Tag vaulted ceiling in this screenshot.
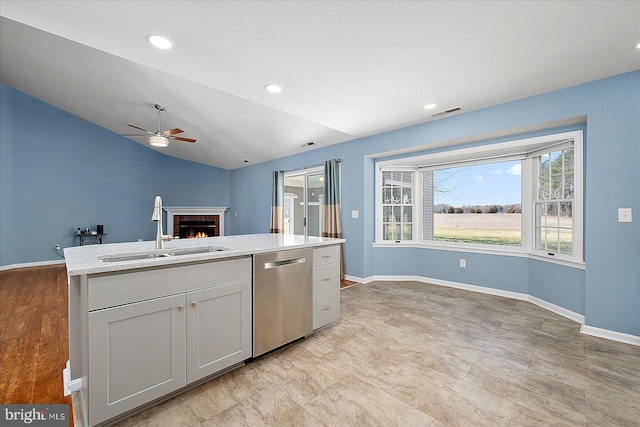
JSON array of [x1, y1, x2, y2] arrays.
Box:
[[1, 1, 639, 169]]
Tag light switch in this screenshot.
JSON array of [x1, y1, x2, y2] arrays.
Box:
[[351, 210, 359, 219], [618, 208, 632, 223]]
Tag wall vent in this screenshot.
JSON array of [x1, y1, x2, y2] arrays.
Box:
[[432, 106, 462, 117]]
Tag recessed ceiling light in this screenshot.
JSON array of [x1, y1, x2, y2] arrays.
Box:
[[146, 34, 173, 50], [635, 42, 640, 50], [265, 84, 282, 93], [423, 104, 437, 110]]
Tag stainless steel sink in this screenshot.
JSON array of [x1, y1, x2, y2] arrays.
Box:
[[98, 246, 228, 263], [166, 246, 228, 256]]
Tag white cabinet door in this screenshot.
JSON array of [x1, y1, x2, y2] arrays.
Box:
[[186, 280, 252, 383], [88, 294, 186, 426]]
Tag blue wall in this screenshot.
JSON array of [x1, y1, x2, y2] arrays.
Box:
[[230, 71, 640, 336], [2, 71, 639, 337], [0, 84, 230, 266]]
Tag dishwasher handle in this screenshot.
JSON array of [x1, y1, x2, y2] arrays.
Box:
[[263, 257, 306, 270]]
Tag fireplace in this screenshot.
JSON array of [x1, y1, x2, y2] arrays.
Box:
[[163, 207, 228, 238], [174, 215, 219, 238]]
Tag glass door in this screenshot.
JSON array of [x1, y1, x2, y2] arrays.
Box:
[[284, 167, 324, 237]]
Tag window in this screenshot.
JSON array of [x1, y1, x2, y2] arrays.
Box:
[[533, 145, 575, 256], [375, 131, 583, 264], [423, 160, 522, 246], [381, 170, 414, 241]]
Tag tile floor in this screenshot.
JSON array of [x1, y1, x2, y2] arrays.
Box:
[[112, 281, 640, 426]]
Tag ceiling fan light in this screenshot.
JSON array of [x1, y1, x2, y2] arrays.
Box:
[[265, 84, 282, 93], [149, 135, 169, 147], [147, 34, 173, 50]]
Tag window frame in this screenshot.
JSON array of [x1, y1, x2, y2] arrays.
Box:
[[376, 166, 418, 243], [374, 130, 584, 266]]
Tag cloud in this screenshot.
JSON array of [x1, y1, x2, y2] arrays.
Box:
[[490, 169, 502, 174], [506, 164, 521, 175], [473, 175, 483, 181]]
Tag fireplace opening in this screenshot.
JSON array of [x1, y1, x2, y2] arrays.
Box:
[[173, 215, 219, 238]]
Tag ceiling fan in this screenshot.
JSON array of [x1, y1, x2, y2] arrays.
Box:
[[123, 104, 196, 147]]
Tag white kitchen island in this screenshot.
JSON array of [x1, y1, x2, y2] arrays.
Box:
[[64, 234, 344, 427]]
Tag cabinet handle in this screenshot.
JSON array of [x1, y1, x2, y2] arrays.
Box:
[[321, 277, 331, 282], [177, 304, 184, 311], [322, 255, 331, 258], [191, 301, 197, 308], [321, 306, 331, 311]]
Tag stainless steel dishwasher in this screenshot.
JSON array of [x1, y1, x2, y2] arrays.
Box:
[[253, 248, 312, 357]]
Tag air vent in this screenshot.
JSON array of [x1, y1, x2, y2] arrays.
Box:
[[432, 106, 462, 117], [300, 141, 316, 147]]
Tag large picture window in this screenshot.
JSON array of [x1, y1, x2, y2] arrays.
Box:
[[423, 160, 522, 246], [375, 131, 583, 265]]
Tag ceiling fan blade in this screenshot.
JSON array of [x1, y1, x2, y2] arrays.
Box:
[[170, 136, 197, 143], [126, 124, 154, 134], [162, 128, 184, 136]]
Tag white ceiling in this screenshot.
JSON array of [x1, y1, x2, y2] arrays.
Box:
[[1, 1, 639, 170]]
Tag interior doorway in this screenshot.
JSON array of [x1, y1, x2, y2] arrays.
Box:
[[284, 167, 324, 237]]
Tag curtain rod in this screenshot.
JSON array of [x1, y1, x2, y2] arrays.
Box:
[[283, 158, 341, 174]]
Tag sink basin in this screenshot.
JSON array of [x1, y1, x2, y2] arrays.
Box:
[[166, 246, 228, 256], [98, 246, 228, 263]]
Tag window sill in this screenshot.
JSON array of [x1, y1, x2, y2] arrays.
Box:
[[372, 241, 585, 270]]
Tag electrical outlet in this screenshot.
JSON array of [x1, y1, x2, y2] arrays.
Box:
[[460, 259, 466, 268], [618, 208, 632, 223]]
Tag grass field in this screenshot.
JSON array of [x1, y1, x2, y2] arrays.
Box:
[[434, 213, 522, 246], [433, 213, 572, 252]]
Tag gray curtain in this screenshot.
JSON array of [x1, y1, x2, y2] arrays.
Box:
[[322, 159, 344, 279], [269, 170, 285, 233]]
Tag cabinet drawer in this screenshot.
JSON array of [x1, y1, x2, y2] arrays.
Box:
[[88, 257, 251, 311], [313, 290, 340, 330], [313, 263, 340, 296], [313, 245, 340, 267]]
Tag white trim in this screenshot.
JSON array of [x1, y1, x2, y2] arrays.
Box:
[[346, 274, 638, 346], [580, 325, 640, 347], [344, 274, 365, 283], [378, 131, 580, 168], [0, 259, 66, 271], [528, 295, 585, 324], [63, 360, 83, 396], [164, 206, 229, 236]]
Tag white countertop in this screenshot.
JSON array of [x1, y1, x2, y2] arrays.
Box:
[[64, 234, 344, 276]]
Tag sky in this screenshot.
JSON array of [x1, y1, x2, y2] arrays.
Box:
[[433, 160, 521, 206]]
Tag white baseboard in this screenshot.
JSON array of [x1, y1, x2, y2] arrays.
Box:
[[349, 274, 638, 346], [63, 360, 83, 396], [528, 295, 585, 324], [580, 324, 640, 347], [344, 274, 364, 283], [0, 259, 65, 271]]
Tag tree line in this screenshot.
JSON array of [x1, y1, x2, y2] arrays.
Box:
[[434, 204, 522, 214]]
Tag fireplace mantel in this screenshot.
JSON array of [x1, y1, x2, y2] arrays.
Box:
[[164, 206, 229, 236]]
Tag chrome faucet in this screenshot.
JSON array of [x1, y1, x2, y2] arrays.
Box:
[[151, 195, 178, 249]]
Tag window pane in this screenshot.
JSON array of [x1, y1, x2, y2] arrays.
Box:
[[402, 224, 412, 241], [550, 174, 562, 199], [559, 227, 573, 255], [403, 206, 412, 223], [383, 206, 392, 222], [401, 188, 412, 204], [563, 173, 574, 199], [431, 160, 521, 246], [383, 188, 392, 204]]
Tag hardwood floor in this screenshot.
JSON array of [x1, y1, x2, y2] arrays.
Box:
[[0, 265, 72, 418]]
